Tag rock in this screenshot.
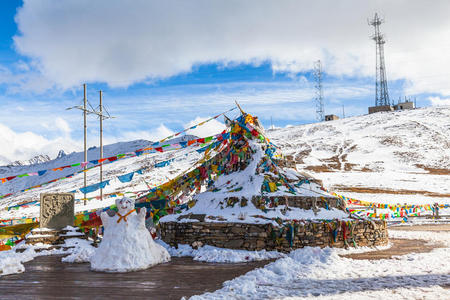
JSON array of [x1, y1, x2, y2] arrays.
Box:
[[224, 239, 244, 248]]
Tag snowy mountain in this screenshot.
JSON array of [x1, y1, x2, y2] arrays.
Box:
[[267, 106, 450, 205], [56, 150, 67, 159], [7, 154, 52, 167], [4, 149, 66, 168]]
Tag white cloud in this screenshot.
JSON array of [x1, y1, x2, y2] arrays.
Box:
[[41, 117, 71, 137], [55, 117, 71, 136], [427, 96, 450, 106], [0, 123, 79, 165], [0, 62, 57, 94], [185, 117, 226, 138], [13, 0, 450, 95], [104, 124, 175, 145]]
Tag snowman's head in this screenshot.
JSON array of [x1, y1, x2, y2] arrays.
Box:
[[116, 197, 135, 215]]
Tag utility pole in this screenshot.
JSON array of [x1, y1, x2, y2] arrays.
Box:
[[369, 13, 390, 106], [314, 60, 325, 122], [342, 104, 345, 119], [99, 91, 103, 201], [83, 85, 87, 205], [66, 84, 97, 205], [92, 90, 114, 201]]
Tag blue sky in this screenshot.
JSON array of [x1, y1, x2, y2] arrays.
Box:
[[0, 0, 449, 164]]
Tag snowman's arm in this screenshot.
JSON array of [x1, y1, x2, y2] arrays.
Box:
[[100, 211, 110, 227], [138, 207, 147, 222]]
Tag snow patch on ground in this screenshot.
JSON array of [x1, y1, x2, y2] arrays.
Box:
[[157, 240, 284, 263], [281, 286, 450, 300], [192, 229, 450, 299], [0, 238, 95, 276], [61, 238, 96, 263]]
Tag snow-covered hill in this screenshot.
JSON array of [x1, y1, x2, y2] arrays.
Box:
[[267, 106, 450, 205], [0, 135, 200, 219], [2, 106, 449, 221]]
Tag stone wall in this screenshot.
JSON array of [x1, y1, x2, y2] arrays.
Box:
[[250, 195, 346, 210], [160, 219, 388, 252]]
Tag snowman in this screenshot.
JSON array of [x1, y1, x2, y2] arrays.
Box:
[[90, 197, 170, 272]]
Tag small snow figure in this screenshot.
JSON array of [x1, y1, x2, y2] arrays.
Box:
[[90, 197, 170, 272]]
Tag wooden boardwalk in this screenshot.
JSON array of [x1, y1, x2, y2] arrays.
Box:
[[0, 255, 272, 299]]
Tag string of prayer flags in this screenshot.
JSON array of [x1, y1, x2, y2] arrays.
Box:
[[79, 180, 110, 194], [117, 169, 144, 183], [156, 106, 237, 143], [0, 130, 227, 201], [0, 113, 236, 186], [1, 134, 222, 208], [155, 159, 174, 168], [321, 186, 449, 219], [0, 217, 38, 228]]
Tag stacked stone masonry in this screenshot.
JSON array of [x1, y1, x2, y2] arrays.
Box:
[[250, 195, 346, 210], [160, 220, 388, 252]]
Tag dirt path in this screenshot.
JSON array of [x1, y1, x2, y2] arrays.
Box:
[[342, 224, 450, 260], [389, 223, 450, 232], [0, 256, 273, 300], [341, 238, 440, 260]]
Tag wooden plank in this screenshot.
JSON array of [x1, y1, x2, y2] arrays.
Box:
[[0, 255, 273, 299]]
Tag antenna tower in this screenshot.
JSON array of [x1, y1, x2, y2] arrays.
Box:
[[314, 60, 325, 121], [369, 13, 390, 106]]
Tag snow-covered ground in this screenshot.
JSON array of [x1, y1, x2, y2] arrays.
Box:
[[267, 106, 450, 209], [0, 234, 95, 276], [191, 229, 450, 299], [158, 240, 284, 263], [2, 227, 449, 299]]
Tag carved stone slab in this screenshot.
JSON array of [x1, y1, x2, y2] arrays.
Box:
[[40, 193, 74, 229]]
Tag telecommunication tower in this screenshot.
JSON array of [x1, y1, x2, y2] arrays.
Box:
[[314, 60, 325, 121], [369, 13, 390, 106]]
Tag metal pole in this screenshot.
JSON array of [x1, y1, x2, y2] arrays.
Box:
[[83, 84, 87, 206], [99, 90, 103, 201]]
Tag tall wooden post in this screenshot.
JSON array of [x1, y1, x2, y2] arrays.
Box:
[[83, 84, 87, 205], [99, 90, 103, 201]]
